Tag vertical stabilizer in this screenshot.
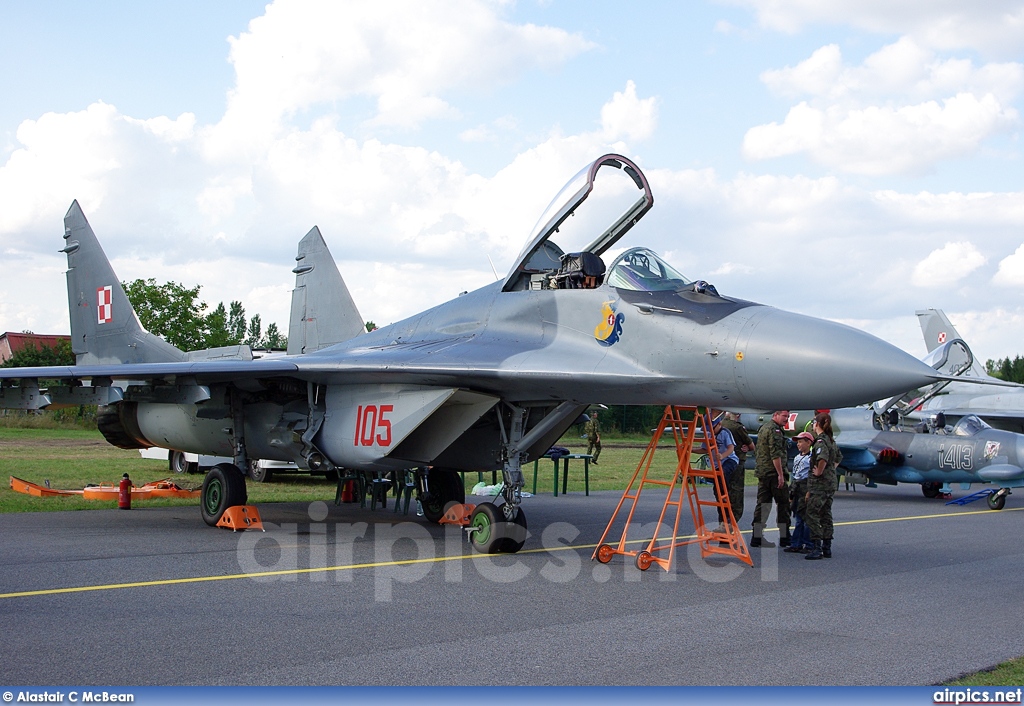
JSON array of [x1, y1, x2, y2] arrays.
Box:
[[916, 308, 988, 377], [287, 227, 365, 355], [63, 201, 186, 365]]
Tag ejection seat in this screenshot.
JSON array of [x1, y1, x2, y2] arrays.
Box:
[[555, 252, 605, 289]]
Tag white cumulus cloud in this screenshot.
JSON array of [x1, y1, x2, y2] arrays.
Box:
[[993, 243, 1024, 286], [911, 241, 987, 287], [207, 0, 595, 157], [727, 0, 1024, 59], [600, 81, 659, 142], [744, 93, 1018, 175]]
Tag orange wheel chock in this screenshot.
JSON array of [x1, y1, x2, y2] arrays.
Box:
[[438, 503, 476, 526], [216, 505, 264, 532]]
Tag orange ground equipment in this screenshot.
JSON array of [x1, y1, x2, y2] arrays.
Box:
[[592, 405, 752, 572], [438, 503, 476, 526], [9, 476, 201, 501], [216, 505, 264, 532]]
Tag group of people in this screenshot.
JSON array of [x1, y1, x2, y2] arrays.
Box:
[[709, 409, 842, 561]]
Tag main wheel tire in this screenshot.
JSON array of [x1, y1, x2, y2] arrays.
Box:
[[169, 451, 188, 474], [469, 503, 502, 553], [922, 482, 941, 498], [988, 492, 1007, 510], [201, 463, 248, 526], [248, 460, 273, 483], [420, 468, 466, 523], [498, 506, 528, 554]]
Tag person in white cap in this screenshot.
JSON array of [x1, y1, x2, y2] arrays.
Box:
[[784, 431, 815, 554]]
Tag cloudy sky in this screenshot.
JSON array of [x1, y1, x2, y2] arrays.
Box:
[[2, 1, 1023, 362]]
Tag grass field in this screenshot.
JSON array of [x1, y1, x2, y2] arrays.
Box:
[[0, 426, 752, 513]]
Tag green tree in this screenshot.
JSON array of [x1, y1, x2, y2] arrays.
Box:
[[986, 355, 1024, 384], [123, 279, 208, 350], [1, 338, 75, 368], [245, 314, 262, 348], [365, 321, 377, 332], [124, 279, 285, 352], [228, 301, 247, 342], [204, 301, 248, 348], [264, 322, 285, 349]]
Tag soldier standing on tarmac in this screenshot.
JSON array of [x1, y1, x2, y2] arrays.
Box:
[[585, 410, 602, 465], [721, 412, 753, 522], [805, 411, 842, 560], [752, 410, 791, 548]]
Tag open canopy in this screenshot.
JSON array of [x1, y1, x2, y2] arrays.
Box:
[[502, 154, 653, 292]]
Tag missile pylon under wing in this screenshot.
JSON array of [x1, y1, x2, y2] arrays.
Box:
[[0, 154, 961, 553]]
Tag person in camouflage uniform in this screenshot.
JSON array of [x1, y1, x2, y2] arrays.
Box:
[[721, 412, 753, 522], [752, 410, 791, 547], [805, 411, 842, 560], [585, 410, 601, 464]]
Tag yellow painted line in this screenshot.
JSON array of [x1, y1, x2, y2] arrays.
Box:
[[1, 504, 1020, 600]]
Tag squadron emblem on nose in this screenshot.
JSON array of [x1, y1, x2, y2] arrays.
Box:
[[594, 300, 624, 346]]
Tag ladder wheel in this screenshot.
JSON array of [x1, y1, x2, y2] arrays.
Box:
[[635, 550, 653, 572], [596, 544, 614, 564]]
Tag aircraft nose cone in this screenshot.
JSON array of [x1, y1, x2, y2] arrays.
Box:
[[736, 308, 939, 410]]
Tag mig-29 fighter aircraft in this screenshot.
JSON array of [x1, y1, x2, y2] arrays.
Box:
[[0, 154, 962, 553]]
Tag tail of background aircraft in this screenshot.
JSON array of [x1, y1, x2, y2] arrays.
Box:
[[64, 201, 188, 366], [63, 201, 254, 365], [287, 226, 365, 354], [916, 308, 988, 378]]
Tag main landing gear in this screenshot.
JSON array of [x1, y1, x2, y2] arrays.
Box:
[[418, 467, 465, 523], [201, 463, 248, 526]]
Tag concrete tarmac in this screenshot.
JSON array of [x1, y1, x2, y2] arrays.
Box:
[[1, 482, 1022, 686]]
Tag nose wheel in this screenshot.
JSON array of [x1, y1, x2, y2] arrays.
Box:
[[988, 488, 1010, 510], [468, 502, 527, 554]]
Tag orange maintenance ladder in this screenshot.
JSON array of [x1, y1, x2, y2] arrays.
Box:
[[592, 405, 752, 571]]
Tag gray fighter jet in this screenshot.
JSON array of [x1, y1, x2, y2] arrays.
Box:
[[905, 309, 1024, 433], [0, 154, 963, 552], [837, 413, 1023, 509]]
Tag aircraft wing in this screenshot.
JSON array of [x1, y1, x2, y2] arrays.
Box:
[[832, 432, 881, 472], [0, 336, 658, 403], [0, 358, 299, 384]]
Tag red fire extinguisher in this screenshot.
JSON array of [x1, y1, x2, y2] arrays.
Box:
[[118, 473, 132, 510]]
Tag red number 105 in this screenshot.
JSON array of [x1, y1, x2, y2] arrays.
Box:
[[354, 404, 393, 446]]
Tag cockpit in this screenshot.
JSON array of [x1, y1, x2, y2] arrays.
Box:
[[500, 154, 726, 303], [607, 248, 692, 292], [951, 414, 991, 437]]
